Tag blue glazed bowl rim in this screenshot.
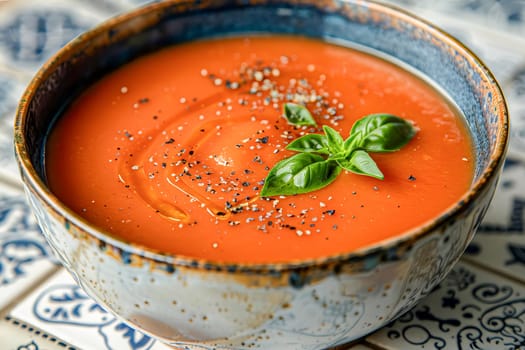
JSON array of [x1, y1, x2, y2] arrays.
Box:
[[14, 0, 509, 272]]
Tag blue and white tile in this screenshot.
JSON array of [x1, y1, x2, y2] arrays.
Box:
[[0, 67, 28, 126], [507, 105, 525, 161], [388, 0, 525, 35], [10, 269, 173, 350], [87, 0, 155, 15], [0, 188, 57, 312], [367, 261, 525, 349], [503, 67, 525, 160], [457, 1, 525, 35], [0, 0, 109, 74], [463, 159, 525, 282], [0, 125, 23, 185]]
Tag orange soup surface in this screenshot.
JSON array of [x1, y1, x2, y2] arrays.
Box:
[[46, 36, 474, 263]]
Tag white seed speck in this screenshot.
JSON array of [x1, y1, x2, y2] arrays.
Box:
[[179, 97, 187, 104], [212, 242, 218, 248], [320, 202, 326, 208], [296, 230, 304, 237], [307, 64, 315, 72], [254, 71, 264, 81], [200, 69, 208, 77], [120, 86, 128, 94], [131, 165, 140, 171]]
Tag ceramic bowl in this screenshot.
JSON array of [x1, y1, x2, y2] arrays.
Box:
[[14, 0, 508, 349]]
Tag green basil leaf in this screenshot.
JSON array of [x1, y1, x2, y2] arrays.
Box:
[[323, 125, 345, 154], [343, 132, 362, 155], [261, 153, 341, 197], [283, 102, 317, 126], [286, 133, 330, 154], [338, 150, 384, 179], [350, 113, 416, 152]]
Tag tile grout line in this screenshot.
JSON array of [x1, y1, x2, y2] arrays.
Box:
[[361, 340, 389, 350], [461, 255, 525, 287]]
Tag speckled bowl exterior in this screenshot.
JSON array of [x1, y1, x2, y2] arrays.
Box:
[[14, 1, 508, 349]]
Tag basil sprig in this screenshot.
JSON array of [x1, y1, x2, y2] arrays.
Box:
[[261, 105, 416, 197]]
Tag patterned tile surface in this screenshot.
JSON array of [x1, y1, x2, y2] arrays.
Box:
[[0, 0, 524, 349], [0, 188, 57, 312], [367, 261, 525, 349]]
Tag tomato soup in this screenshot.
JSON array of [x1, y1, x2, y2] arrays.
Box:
[[46, 36, 474, 263]]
